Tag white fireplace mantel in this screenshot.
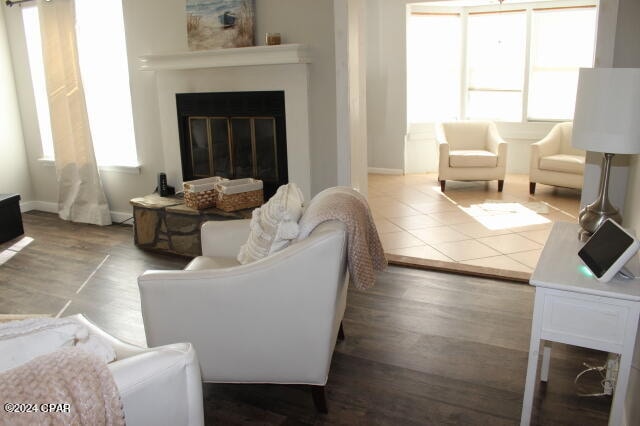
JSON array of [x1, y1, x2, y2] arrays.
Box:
[[149, 44, 313, 200], [139, 44, 310, 71]]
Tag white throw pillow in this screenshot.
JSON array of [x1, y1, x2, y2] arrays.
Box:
[[237, 183, 304, 264], [0, 317, 116, 372]]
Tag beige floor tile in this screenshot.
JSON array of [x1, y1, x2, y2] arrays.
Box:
[[368, 172, 579, 276], [405, 201, 459, 214], [379, 231, 424, 250], [518, 228, 552, 245], [462, 255, 533, 273], [508, 249, 543, 269], [470, 212, 552, 231], [427, 210, 478, 226], [409, 226, 470, 244], [453, 221, 514, 239], [508, 221, 555, 233], [374, 203, 423, 218], [374, 218, 403, 234], [478, 234, 543, 254], [388, 215, 442, 230], [434, 240, 502, 261], [386, 245, 453, 262]]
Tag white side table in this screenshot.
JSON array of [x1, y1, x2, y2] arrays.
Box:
[[521, 222, 640, 426]]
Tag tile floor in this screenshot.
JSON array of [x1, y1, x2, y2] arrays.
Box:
[[368, 173, 581, 279]]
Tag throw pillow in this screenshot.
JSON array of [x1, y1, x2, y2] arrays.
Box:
[[0, 317, 116, 373], [237, 183, 304, 264]]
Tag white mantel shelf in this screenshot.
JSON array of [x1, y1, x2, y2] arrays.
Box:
[[138, 44, 310, 71]]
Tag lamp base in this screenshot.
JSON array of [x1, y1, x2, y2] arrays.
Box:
[[577, 152, 621, 241], [578, 205, 622, 241]]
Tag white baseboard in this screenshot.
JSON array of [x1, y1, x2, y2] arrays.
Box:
[[21, 200, 58, 213], [20, 201, 133, 226], [368, 167, 403, 175], [110, 211, 134, 225]]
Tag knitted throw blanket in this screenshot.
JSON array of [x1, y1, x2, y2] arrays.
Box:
[[297, 187, 387, 290], [0, 347, 125, 426]]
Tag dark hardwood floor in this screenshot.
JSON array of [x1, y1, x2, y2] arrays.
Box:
[[0, 211, 611, 425]]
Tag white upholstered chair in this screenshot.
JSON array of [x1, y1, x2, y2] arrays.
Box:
[[529, 122, 585, 194], [138, 218, 349, 413], [74, 314, 204, 426], [436, 121, 508, 192]]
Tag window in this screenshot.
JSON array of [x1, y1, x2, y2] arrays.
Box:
[[23, 0, 138, 167], [407, 1, 597, 123], [466, 11, 526, 121], [528, 7, 597, 120], [407, 13, 461, 123]]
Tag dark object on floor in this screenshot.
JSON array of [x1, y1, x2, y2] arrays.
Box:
[[0, 194, 24, 243]]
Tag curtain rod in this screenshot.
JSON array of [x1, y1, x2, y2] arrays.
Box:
[[5, 0, 51, 7]]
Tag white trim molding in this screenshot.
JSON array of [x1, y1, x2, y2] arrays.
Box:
[[368, 167, 403, 175], [20, 201, 132, 225], [139, 44, 310, 71]]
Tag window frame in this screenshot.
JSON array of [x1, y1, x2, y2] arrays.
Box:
[[21, 1, 141, 172], [407, 0, 597, 124]]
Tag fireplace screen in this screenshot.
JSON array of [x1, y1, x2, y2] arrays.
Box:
[[177, 91, 288, 200], [189, 116, 279, 182]]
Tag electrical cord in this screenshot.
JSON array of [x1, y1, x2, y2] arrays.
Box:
[[574, 361, 615, 397], [116, 216, 134, 225]]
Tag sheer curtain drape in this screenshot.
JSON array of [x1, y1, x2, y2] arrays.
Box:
[[38, 0, 111, 225]]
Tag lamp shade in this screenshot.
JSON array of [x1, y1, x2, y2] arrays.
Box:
[[572, 68, 640, 154]]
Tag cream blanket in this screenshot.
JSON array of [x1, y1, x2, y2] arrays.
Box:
[[0, 347, 125, 426], [297, 187, 387, 290]]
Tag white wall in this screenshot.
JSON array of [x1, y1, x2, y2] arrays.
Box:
[[0, 5, 33, 203], [366, 0, 411, 174], [612, 0, 640, 423], [4, 0, 338, 215]]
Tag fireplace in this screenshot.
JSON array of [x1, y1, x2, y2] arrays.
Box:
[[176, 91, 288, 200]]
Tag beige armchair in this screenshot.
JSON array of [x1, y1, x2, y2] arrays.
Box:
[[529, 122, 585, 194], [138, 217, 349, 413], [436, 121, 508, 192]]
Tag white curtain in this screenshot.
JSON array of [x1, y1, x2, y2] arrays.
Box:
[[38, 0, 111, 226]]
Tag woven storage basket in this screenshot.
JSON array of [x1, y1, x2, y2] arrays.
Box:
[[214, 178, 264, 212], [183, 177, 228, 210]]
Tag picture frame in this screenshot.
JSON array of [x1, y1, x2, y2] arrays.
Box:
[[186, 0, 255, 51]]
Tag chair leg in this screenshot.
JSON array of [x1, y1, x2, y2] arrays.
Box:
[[440, 180, 446, 192], [311, 385, 328, 414], [498, 180, 504, 192], [337, 322, 345, 341], [529, 182, 536, 195]]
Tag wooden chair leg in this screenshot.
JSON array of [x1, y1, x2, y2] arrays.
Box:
[[311, 385, 328, 414], [498, 180, 504, 192], [529, 182, 536, 195], [440, 180, 446, 192], [337, 322, 345, 341]]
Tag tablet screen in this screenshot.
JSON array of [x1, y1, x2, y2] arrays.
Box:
[[578, 220, 635, 278]]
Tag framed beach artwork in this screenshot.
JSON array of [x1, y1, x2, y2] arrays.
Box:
[[186, 0, 255, 50]]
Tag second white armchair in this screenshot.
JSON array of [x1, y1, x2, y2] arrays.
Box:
[[529, 122, 585, 194]]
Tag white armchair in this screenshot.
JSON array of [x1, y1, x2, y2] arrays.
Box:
[[138, 218, 349, 413], [73, 314, 204, 426], [436, 121, 508, 192], [529, 122, 585, 194]]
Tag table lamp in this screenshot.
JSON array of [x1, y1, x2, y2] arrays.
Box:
[[572, 68, 640, 239]]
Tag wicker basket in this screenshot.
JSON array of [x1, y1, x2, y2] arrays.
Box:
[[183, 177, 228, 210], [214, 178, 264, 212]]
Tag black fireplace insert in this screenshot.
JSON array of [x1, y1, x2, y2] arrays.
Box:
[[176, 91, 288, 200]]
